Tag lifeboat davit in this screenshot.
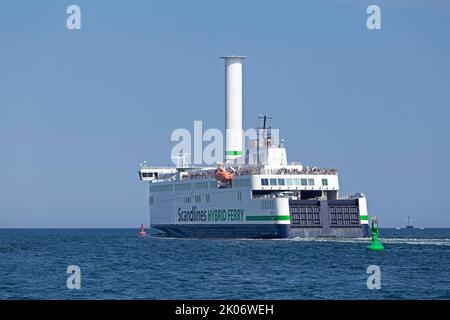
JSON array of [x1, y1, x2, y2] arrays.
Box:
[[138, 224, 146, 236], [214, 164, 234, 183]]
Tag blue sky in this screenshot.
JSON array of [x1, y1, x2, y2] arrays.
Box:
[[1, 0, 449, 227]]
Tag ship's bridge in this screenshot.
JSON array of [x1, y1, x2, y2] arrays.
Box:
[[138, 163, 177, 182], [247, 165, 340, 200]]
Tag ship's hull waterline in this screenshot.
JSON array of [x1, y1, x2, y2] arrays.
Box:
[[148, 196, 370, 239], [154, 224, 369, 239]]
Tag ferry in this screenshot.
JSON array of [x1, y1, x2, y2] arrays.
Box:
[[138, 56, 370, 239], [406, 216, 414, 229]]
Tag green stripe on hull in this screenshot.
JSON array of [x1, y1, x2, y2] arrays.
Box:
[[225, 151, 242, 156], [246, 215, 290, 221], [360, 215, 369, 221]]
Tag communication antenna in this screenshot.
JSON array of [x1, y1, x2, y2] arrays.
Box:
[[257, 115, 272, 165]]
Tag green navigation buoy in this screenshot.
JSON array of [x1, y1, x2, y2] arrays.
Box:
[[367, 217, 384, 251]]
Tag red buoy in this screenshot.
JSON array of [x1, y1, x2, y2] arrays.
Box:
[[138, 224, 146, 236]]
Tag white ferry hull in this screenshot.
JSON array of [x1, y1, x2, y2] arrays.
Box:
[[147, 183, 370, 239]]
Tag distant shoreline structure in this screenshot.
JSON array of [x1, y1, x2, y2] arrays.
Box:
[[406, 216, 414, 229]]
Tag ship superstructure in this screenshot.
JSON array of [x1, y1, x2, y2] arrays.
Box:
[[138, 57, 369, 238]]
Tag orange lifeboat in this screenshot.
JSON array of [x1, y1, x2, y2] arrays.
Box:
[[214, 164, 234, 183]]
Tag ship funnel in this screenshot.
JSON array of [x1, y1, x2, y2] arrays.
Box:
[[221, 56, 245, 162]]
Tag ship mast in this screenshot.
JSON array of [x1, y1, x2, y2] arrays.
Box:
[[257, 115, 272, 166]]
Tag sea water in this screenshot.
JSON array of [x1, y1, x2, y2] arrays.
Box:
[[0, 228, 449, 299]]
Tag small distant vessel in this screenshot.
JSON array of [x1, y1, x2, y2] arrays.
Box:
[[138, 224, 146, 236], [406, 216, 414, 229], [395, 227, 401, 230]]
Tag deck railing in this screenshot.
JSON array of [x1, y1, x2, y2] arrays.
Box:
[[184, 166, 338, 180]]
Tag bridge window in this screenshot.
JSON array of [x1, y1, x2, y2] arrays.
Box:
[[285, 178, 293, 186], [322, 178, 328, 186], [142, 172, 155, 178], [261, 178, 269, 186], [293, 178, 301, 185], [277, 178, 285, 186], [301, 178, 307, 186], [308, 178, 315, 186], [269, 178, 277, 186]]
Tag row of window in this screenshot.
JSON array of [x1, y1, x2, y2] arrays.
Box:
[[183, 192, 246, 204], [150, 179, 250, 193], [175, 183, 192, 192], [149, 184, 173, 192], [261, 178, 328, 187], [184, 194, 212, 204], [233, 179, 251, 188], [149, 177, 328, 193]]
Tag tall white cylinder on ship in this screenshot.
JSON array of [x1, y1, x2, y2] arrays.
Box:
[[221, 56, 245, 162]]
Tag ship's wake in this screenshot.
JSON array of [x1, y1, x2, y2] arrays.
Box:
[[146, 234, 450, 246], [289, 237, 450, 246]]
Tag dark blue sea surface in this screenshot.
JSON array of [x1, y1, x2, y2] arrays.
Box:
[[0, 228, 449, 299]]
